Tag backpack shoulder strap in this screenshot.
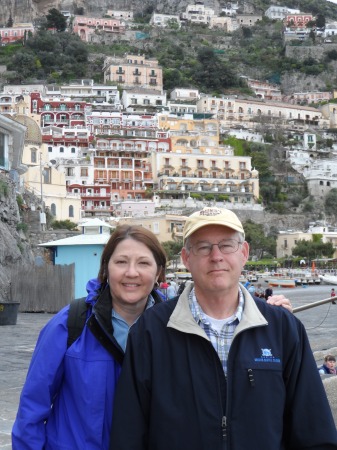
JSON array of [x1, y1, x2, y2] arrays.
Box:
[[67, 297, 90, 348]]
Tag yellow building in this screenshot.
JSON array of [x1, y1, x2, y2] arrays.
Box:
[[154, 114, 259, 203], [17, 115, 81, 222], [103, 54, 163, 92]]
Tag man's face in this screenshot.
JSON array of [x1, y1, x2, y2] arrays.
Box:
[[181, 224, 249, 296]]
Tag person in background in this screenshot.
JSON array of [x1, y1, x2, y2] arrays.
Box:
[[166, 282, 177, 300], [265, 286, 273, 300], [111, 207, 337, 450], [12, 225, 166, 450], [319, 355, 337, 375], [331, 288, 336, 304]]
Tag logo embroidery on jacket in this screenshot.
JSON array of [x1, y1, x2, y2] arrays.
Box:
[[254, 348, 281, 363]]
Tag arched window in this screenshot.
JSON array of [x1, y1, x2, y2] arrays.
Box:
[[51, 203, 56, 216], [69, 205, 74, 217]]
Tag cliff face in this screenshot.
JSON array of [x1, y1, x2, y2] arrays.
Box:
[[4, 0, 221, 24], [0, 174, 34, 302]]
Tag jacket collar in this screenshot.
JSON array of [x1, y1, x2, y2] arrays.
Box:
[[167, 282, 267, 338]]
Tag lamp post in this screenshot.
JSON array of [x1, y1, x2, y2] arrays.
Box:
[[39, 152, 47, 230]]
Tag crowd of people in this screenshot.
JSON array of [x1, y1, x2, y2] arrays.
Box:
[[12, 207, 337, 449]]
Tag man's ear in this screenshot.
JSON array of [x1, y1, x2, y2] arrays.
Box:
[[241, 241, 250, 265], [181, 247, 190, 271]]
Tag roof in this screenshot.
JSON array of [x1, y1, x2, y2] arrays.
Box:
[[39, 233, 110, 247]]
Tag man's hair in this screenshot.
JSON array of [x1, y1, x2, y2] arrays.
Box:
[[324, 355, 336, 363]]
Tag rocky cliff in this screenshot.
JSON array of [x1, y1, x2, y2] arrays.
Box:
[[0, 174, 34, 302], [4, 0, 223, 24]]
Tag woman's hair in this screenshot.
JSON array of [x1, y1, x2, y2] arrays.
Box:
[[98, 224, 167, 286], [324, 355, 336, 363]]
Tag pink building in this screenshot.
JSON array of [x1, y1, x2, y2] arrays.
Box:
[[285, 14, 313, 27], [0, 24, 34, 44], [72, 16, 126, 42]]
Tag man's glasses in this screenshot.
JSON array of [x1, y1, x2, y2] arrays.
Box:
[[188, 239, 242, 256]]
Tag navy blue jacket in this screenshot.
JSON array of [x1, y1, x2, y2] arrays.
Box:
[[111, 283, 337, 450]]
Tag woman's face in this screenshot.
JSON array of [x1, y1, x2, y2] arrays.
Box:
[[107, 238, 160, 314]]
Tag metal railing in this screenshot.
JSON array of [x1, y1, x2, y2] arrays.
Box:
[[293, 297, 336, 313]]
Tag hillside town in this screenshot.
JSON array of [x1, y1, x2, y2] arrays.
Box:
[[2, 2, 337, 264]]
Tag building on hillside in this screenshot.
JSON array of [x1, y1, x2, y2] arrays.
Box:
[[181, 3, 215, 24], [236, 14, 262, 27], [0, 114, 27, 178], [209, 16, 235, 31], [40, 219, 114, 298], [30, 92, 88, 129], [284, 13, 314, 28], [150, 13, 181, 27], [72, 16, 126, 42], [41, 126, 92, 161], [170, 88, 200, 101], [167, 101, 198, 115], [152, 114, 259, 203], [265, 6, 300, 20], [106, 10, 134, 20], [240, 76, 282, 101], [221, 2, 239, 17], [121, 88, 167, 112], [302, 160, 337, 200], [103, 54, 163, 92], [152, 149, 259, 203], [0, 23, 34, 44], [45, 79, 121, 108], [323, 23, 337, 38], [196, 95, 236, 121], [283, 27, 311, 41], [277, 222, 337, 259], [284, 91, 332, 105]]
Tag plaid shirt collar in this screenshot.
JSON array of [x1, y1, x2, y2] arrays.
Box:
[[189, 287, 244, 325]]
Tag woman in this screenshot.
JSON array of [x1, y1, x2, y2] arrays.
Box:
[[12, 225, 166, 450]]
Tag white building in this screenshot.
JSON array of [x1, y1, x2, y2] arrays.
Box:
[[181, 3, 215, 24], [265, 6, 300, 20], [121, 88, 167, 112], [150, 13, 181, 27]]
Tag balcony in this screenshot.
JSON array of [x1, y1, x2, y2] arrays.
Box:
[[116, 69, 125, 74], [133, 71, 142, 75]]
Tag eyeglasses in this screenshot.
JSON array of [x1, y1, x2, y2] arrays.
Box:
[[188, 239, 243, 256]]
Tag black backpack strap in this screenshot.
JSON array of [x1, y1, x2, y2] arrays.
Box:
[[67, 297, 90, 348]]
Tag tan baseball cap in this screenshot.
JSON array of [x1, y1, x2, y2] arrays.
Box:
[[183, 207, 245, 242]]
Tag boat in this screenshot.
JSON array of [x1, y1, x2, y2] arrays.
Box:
[[266, 278, 296, 288], [319, 274, 337, 285]]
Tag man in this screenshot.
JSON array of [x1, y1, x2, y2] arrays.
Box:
[[111, 207, 337, 449]]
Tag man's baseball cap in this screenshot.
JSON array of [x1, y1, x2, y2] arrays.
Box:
[[183, 207, 245, 242]]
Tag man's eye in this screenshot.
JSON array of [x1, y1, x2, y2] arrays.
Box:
[[197, 245, 210, 251]]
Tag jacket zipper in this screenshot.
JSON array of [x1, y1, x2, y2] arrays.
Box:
[[222, 415, 227, 440]]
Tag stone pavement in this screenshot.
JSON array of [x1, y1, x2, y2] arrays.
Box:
[[0, 313, 51, 449], [1, 297, 337, 449]]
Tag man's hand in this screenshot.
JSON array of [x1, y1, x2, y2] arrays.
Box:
[[267, 295, 293, 313]]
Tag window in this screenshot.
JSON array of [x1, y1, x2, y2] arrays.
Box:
[[81, 168, 88, 177], [60, 147, 64, 153], [0, 132, 6, 168], [48, 146, 52, 152], [153, 222, 159, 234], [43, 168, 51, 184], [284, 240, 288, 249], [51, 203, 56, 216], [71, 147, 76, 153], [67, 167, 74, 176], [69, 205, 74, 217], [31, 149, 37, 163]]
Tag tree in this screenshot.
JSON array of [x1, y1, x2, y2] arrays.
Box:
[[46, 8, 67, 32], [243, 220, 276, 259], [7, 15, 13, 27], [316, 14, 326, 29], [325, 188, 337, 218], [292, 238, 334, 260]]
